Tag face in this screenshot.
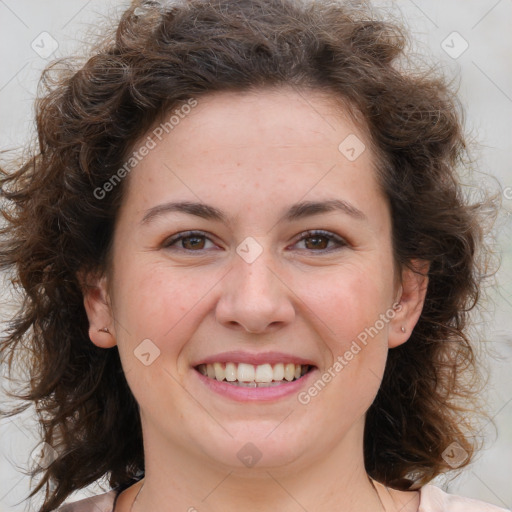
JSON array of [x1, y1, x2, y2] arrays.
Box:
[[84, 87, 427, 475]]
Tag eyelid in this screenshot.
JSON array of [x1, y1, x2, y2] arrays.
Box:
[[290, 229, 348, 251], [162, 230, 219, 250]]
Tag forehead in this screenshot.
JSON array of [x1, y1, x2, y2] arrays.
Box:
[[117, 87, 387, 227], [173, 87, 364, 150]]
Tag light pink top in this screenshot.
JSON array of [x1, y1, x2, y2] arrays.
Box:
[[56, 484, 510, 511]]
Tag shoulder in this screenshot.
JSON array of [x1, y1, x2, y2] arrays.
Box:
[[55, 490, 117, 512], [419, 484, 510, 512]]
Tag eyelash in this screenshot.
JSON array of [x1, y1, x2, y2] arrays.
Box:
[[161, 229, 348, 253]]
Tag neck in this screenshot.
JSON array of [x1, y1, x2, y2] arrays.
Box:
[[131, 418, 386, 512]]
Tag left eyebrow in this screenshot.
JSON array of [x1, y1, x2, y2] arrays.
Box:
[[280, 199, 367, 223], [140, 198, 367, 226]]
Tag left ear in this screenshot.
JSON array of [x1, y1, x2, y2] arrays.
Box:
[[388, 259, 430, 349]]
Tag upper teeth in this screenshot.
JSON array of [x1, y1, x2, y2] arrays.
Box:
[[197, 362, 308, 383]]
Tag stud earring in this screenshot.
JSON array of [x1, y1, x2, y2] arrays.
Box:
[[98, 327, 110, 334], [401, 326, 406, 333]]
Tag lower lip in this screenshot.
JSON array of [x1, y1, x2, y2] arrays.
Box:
[[193, 368, 318, 402]]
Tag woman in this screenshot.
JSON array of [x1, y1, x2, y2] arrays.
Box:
[[0, 0, 507, 511]]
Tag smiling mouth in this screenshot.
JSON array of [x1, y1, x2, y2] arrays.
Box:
[[195, 362, 314, 387]]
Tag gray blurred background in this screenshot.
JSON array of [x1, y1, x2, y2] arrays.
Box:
[[0, 1, 511, 510]]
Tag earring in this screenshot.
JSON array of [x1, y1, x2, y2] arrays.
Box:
[[98, 327, 110, 334], [401, 326, 406, 333]]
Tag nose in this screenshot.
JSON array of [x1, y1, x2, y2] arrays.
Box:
[[215, 248, 296, 334]]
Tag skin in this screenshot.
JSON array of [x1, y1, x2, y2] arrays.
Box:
[[82, 86, 428, 512]]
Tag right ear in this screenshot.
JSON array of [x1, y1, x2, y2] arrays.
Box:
[[77, 270, 117, 348]]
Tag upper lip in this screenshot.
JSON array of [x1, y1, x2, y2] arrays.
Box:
[[192, 351, 317, 367]]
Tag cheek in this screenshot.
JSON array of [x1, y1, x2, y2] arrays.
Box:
[[303, 266, 394, 349], [111, 257, 236, 378], [110, 263, 208, 410], [301, 271, 391, 419], [110, 261, 205, 362], [114, 259, 207, 329]]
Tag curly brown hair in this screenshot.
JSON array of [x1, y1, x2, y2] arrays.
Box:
[[0, 0, 497, 510]]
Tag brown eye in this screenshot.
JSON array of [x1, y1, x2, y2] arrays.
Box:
[[162, 231, 216, 251], [304, 234, 329, 250], [293, 230, 347, 252], [181, 235, 206, 250]]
